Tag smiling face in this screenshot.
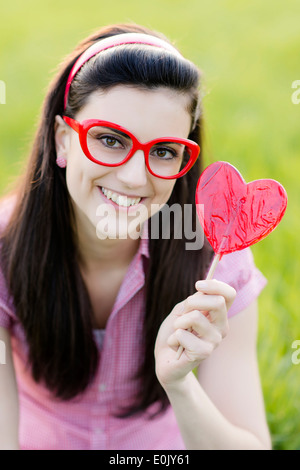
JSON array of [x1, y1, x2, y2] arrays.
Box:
[[55, 85, 192, 240]]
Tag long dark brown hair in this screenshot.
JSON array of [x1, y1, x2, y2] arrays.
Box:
[[0, 23, 213, 416]]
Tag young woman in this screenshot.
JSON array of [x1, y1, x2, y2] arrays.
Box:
[[0, 23, 271, 450]]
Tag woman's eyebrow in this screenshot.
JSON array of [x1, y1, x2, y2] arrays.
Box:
[[100, 125, 130, 139]]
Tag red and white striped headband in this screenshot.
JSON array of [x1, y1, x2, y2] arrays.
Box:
[[64, 32, 182, 110]]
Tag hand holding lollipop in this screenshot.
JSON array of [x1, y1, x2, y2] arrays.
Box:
[[176, 161, 287, 359]]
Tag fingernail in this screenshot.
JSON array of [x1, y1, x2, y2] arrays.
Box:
[[196, 281, 208, 289]]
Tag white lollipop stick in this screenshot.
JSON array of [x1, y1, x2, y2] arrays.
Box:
[[175, 253, 221, 360]]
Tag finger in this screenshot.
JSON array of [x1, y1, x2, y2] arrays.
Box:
[[174, 310, 224, 343], [195, 279, 236, 310], [171, 329, 215, 362], [183, 292, 228, 323], [168, 331, 181, 350], [173, 299, 187, 318], [184, 293, 227, 314]]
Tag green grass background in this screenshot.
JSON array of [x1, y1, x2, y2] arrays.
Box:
[[0, 0, 299, 450]]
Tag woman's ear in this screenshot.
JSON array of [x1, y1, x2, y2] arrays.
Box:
[[54, 115, 71, 166]]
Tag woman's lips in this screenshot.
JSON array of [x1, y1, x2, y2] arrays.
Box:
[[98, 186, 146, 210]]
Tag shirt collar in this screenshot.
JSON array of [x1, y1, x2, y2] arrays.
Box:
[[139, 221, 150, 259]]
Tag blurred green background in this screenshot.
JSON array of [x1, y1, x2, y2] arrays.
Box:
[[0, 0, 299, 450]]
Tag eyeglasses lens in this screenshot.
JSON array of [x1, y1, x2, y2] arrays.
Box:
[[86, 125, 191, 177]]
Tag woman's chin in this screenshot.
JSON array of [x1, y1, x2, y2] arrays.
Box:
[[95, 218, 143, 241]]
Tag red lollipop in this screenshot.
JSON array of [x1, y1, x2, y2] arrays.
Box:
[[176, 161, 287, 359], [196, 161, 287, 260]]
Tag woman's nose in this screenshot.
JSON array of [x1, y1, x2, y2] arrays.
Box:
[[115, 150, 148, 188]]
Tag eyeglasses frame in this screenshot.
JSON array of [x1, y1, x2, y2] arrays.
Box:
[[62, 116, 200, 180]]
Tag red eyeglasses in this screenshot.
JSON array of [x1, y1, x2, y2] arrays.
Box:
[[63, 116, 200, 180]]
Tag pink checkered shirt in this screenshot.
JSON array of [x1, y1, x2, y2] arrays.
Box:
[[0, 197, 266, 450]]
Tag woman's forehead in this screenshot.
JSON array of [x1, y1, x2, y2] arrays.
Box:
[[76, 85, 192, 139]]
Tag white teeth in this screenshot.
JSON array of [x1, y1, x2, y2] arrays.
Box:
[[101, 187, 141, 207]]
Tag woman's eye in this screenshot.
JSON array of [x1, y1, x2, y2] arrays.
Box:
[[100, 135, 123, 148], [156, 149, 168, 158], [152, 147, 177, 160]]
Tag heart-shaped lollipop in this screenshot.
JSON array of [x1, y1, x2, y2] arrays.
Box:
[[195, 161, 287, 256], [176, 161, 287, 360]]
